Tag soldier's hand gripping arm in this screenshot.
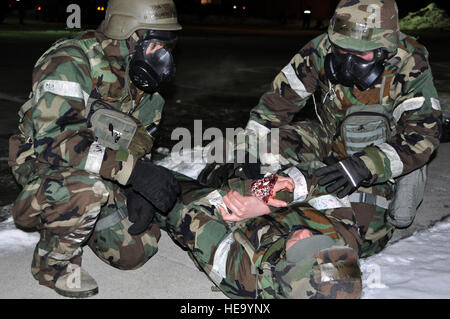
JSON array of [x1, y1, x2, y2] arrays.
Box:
[[356, 44, 442, 184], [217, 162, 357, 221], [315, 155, 372, 198]]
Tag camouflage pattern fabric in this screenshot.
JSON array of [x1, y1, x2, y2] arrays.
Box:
[[9, 22, 164, 288], [272, 122, 394, 256], [157, 172, 371, 299], [249, 30, 441, 184], [9, 22, 164, 188], [17, 165, 160, 288], [328, 0, 400, 53], [244, 13, 441, 260]]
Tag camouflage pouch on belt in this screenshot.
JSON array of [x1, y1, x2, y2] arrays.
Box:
[[340, 104, 393, 155], [87, 99, 154, 159]]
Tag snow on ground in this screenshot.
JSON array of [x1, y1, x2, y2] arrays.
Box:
[[361, 218, 450, 298], [0, 206, 39, 253], [1, 150, 450, 298]]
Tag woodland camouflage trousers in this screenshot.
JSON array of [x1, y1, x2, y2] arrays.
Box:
[[12, 165, 160, 289]]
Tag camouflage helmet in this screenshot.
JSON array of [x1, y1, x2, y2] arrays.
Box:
[[328, 0, 400, 53], [104, 0, 182, 40]]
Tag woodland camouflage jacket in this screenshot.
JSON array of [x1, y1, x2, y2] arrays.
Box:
[[248, 32, 442, 184], [9, 23, 165, 186]]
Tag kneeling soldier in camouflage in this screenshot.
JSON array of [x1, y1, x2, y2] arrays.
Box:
[[8, 0, 182, 298]]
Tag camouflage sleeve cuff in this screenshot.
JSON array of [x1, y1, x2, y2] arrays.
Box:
[[99, 148, 137, 185], [358, 146, 393, 184]]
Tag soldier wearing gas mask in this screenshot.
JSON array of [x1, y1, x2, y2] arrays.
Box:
[[201, 0, 442, 266], [8, 0, 181, 298]]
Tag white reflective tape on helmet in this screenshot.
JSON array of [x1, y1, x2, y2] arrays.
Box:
[[281, 64, 312, 99], [431, 97, 441, 111], [210, 233, 235, 284], [393, 97, 425, 123], [34, 80, 90, 105], [308, 195, 351, 211], [85, 142, 105, 174], [283, 166, 308, 203], [376, 142, 404, 178], [245, 120, 271, 138]]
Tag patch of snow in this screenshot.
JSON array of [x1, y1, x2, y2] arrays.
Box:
[[361, 217, 450, 298], [0, 216, 39, 254]]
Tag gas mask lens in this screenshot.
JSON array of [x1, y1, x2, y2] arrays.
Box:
[[140, 38, 177, 56], [129, 31, 178, 93], [325, 44, 386, 91], [141, 30, 178, 52]]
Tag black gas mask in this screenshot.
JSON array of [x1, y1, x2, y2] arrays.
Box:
[[324, 44, 387, 91], [129, 30, 177, 93]]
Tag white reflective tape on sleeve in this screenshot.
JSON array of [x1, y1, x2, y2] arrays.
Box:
[[393, 97, 425, 123], [205, 190, 228, 212], [348, 192, 390, 210], [34, 80, 90, 105], [308, 195, 351, 211], [283, 166, 308, 203], [281, 64, 312, 99], [85, 142, 105, 174], [245, 120, 271, 138], [431, 97, 441, 111], [211, 233, 235, 284], [376, 142, 404, 178], [339, 162, 358, 187], [260, 152, 290, 167]]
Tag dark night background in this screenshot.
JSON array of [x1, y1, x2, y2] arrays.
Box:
[[1, 0, 450, 27]]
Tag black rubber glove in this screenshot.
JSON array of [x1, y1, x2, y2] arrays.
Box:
[[197, 161, 263, 188], [197, 163, 235, 188], [127, 160, 180, 214], [233, 162, 263, 180], [122, 187, 156, 235], [315, 155, 372, 198]]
